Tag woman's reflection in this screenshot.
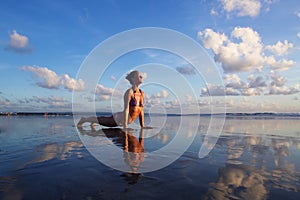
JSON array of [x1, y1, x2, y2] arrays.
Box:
[[123, 129, 144, 172], [78, 127, 145, 184]]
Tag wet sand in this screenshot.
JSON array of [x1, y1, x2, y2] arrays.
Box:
[[0, 115, 300, 199]]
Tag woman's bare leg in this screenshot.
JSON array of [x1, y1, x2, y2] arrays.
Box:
[[97, 116, 118, 127], [77, 115, 118, 127]]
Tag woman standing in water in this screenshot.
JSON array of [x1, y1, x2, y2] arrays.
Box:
[[77, 70, 146, 129]]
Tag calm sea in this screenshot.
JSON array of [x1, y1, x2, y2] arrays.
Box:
[[0, 115, 300, 200]]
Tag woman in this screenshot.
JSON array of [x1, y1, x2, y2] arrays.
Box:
[[77, 70, 146, 129]]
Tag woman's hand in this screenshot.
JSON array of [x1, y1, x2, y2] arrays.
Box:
[[141, 126, 153, 129], [123, 127, 135, 132]]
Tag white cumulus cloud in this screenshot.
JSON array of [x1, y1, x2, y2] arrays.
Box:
[[242, 88, 262, 96], [22, 66, 61, 89], [265, 40, 294, 56], [94, 84, 121, 101], [220, 0, 262, 17], [201, 84, 226, 96], [268, 85, 299, 95], [21, 66, 85, 91], [224, 74, 246, 89], [145, 90, 170, 106], [149, 90, 169, 99], [198, 27, 264, 72], [270, 72, 286, 87], [265, 57, 295, 71], [6, 30, 32, 53], [247, 75, 267, 88], [61, 74, 85, 92], [201, 72, 299, 96], [198, 27, 295, 72]]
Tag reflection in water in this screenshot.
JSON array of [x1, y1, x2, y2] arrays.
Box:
[[0, 176, 22, 200], [78, 128, 145, 184], [205, 127, 300, 200], [21, 141, 84, 169], [123, 130, 144, 173], [205, 164, 268, 200], [1, 116, 300, 199], [0, 141, 84, 199]]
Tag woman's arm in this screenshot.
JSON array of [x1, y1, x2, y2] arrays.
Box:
[[123, 89, 132, 129], [139, 109, 145, 128], [139, 90, 146, 128]]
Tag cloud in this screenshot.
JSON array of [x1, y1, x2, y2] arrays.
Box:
[[268, 85, 299, 95], [225, 87, 240, 96], [241, 88, 262, 96], [94, 84, 121, 101], [225, 74, 266, 96], [20, 95, 73, 111], [22, 66, 61, 89], [224, 74, 247, 89], [142, 72, 148, 80], [145, 90, 169, 105], [267, 72, 299, 95], [265, 40, 294, 56], [198, 28, 228, 52], [21, 66, 85, 91], [298, 32, 300, 39], [247, 75, 267, 88], [264, 57, 295, 71], [0, 99, 11, 106], [5, 30, 33, 54], [198, 27, 264, 72], [201, 84, 226, 96], [0, 95, 73, 112], [201, 85, 263, 96], [31, 95, 68, 106], [201, 73, 299, 96], [220, 0, 262, 18], [198, 27, 295, 72], [176, 65, 196, 75], [111, 76, 117, 81], [149, 90, 169, 99], [61, 74, 85, 92], [270, 72, 286, 87], [210, 9, 218, 16]]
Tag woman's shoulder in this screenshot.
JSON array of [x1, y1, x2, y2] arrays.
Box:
[[125, 88, 134, 95], [140, 89, 144, 95], [125, 88, 144, 96]]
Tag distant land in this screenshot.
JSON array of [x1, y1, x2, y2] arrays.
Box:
[[1, 112, 300, 118]]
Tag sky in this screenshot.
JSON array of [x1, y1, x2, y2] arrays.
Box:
[[0, 0, 300, 114]]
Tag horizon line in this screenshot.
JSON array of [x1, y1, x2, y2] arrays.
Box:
[[1, 111, 300, 117]]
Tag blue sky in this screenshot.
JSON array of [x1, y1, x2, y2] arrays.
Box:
[[0, 0, 300, 113]]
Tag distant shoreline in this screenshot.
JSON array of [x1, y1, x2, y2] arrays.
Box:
[[1, 112, 300, 118]]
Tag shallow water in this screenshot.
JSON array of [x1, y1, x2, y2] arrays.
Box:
[[0, 115, 300, 199]]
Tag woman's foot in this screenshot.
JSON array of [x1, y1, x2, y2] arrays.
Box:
[[91, 122, 97, 129], [77, 117, 86, 127]]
